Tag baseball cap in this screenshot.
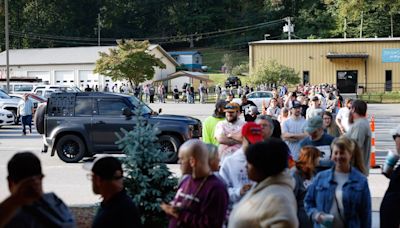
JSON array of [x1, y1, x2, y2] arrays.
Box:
[[84, 156, 123, 180], [305, 116, 323, 133], [8, 152, 43, 182], [391, 125, 400, 139], [311, 96, 319, 101], [292, 100, 301, 109], [215, 100, 228, 110], [242, 122, 264, 144], [224, 102, 240, 112]]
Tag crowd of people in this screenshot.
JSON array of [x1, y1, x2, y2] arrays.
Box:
[[2, 84, 400, 227]]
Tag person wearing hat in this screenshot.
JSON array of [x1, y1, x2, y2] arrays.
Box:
[[87, 156, 142, 228], [0, 152, 75, 227], [240, 95, 257, 122], [202, 100, 228, 146], [215, 102, 246, 163], [305, 96, 324, 120], [282, 100, 307, 161], [220, 122, 264, 208], [380, 125, 400, 228]]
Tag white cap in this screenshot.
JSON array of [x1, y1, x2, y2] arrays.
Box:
[[391, 125, 400, 136]]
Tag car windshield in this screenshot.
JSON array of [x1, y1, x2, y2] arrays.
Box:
[[128, 96, 153, 115], [0, 89, 11, 99]]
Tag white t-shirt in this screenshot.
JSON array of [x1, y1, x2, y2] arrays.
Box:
[[330, 171, 349, 228], [336, 107, 351, 132]]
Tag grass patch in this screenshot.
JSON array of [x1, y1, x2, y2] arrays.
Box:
[[358, 92, 400, 103]]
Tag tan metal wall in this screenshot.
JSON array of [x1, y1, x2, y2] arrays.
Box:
[[250, 40, 400, 92]]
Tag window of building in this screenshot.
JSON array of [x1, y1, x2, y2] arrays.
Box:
[[385, 70, 392, 92], [303, 71, 310, 85]]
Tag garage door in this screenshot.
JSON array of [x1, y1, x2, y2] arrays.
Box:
[[79, 70, 98, 88], [27, 71, 50, 84], [55, 71, 74, 86]]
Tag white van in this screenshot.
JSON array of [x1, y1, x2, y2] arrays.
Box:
[[0, 82, 39, 94]]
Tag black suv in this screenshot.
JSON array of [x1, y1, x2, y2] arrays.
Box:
[[225, 76, 241, 88], [36, 92, 202, 163]]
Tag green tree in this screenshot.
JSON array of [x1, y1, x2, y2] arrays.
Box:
[[116, 104, 178, 227], [94, 40, 166, 86], [251, 60, 300, 86], [232, 62, 249, 76]]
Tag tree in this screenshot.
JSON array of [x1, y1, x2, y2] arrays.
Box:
[[251, 60, 300, 86], [94, 40, 166, 86], [221, 54, 234, 74], [232, 62, 249, 76], [116, 104, 178, 227]]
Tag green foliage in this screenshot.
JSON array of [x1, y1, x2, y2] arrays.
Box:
[[232, 62, 249, 76], [115, 104, 178, 227], [94, 40, 166, 86], [251, 60, 300, 86]]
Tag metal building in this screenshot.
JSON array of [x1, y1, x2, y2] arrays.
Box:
[[249, 38, 400, 93]]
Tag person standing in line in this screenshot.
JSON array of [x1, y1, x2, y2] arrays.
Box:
[[323, 111, 340, 137], [173, 85, 179, 103], [304, 137, 371, 228], [1, 152, 75, 227], [143, 84, 150, 103], [228, 139, 299, 228], [149, 85, 155, 103], [346, 100, 372, 174], [219, 122, 264, 209], [291, 146, 321, 228], [266, 98, 280, 119], [215, 84, 222, 102], [18, 94, 34, 135], [335, 98, 353, 135], [256, 114, 281, 139], [202, 100, 227, 146], [305, 96, 324, 120], [380, 125, 400, 228], [161, 139, 228, 228], [282, 100, 307, 161], [240, 95, 257, 122], [199, 81, 205, 104], [86, 156, 142, 228], [214, 102, 246, 163], [103, 83, 109, 92]]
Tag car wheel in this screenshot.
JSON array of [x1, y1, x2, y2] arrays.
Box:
[[34, 104, 46, 134], [158, 135, 181, 163], [56, 135, 86, 163]]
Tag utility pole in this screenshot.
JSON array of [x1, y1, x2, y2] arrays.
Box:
[[360, 11, 363, 38], [5, 0, 10, 93], [288, 17, 292, 40], [390, 13, 393, 38], [344, 18, 347, 39], [97, 13, 101, 46]]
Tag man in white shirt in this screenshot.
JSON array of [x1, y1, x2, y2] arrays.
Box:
[[335, 98, 353, 134], [219, 122, 264, 207], [17, 94, 34, 135]]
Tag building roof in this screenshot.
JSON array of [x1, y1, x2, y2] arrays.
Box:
[[168, 51, 201, 56], [153, 71, 212, 82], [249, 37, 400, 45], [0, 44, 179, 67]]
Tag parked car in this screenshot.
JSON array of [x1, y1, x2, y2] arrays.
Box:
[[0, 89, 20, 124], [32, 85, 81, 98], [36, 92, 202, 163], [232, 91, 274, 112], [0, 108, 14, 127], [225, 76, 242, 88]]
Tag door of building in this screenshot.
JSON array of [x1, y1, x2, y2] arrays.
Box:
[[337, 71, 358, 93], [385, 70, 392, 92]]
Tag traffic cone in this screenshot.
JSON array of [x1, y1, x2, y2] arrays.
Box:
[[370, 115, 379, 168]]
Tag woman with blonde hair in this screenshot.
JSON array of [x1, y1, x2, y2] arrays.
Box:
[[291, 146, 321, 228]]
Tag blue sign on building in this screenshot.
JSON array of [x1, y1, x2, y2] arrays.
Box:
[[382, 48, 400, 63]]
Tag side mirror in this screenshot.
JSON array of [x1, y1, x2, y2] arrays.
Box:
[[122, 108, 133, 117], [158, 108, 162, 114]]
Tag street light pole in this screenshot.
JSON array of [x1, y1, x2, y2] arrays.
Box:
[[5, 0, 10, 93]]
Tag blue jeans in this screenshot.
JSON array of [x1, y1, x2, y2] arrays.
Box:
[[21, 115, 32, 134]]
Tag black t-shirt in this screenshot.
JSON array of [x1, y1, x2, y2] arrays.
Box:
[[93, 190, 142, 228]]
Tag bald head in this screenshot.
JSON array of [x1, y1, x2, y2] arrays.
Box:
[[179, 139, 210, 178]]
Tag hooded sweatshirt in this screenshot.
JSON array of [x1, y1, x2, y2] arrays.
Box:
[[228, 170, 299, 228]]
